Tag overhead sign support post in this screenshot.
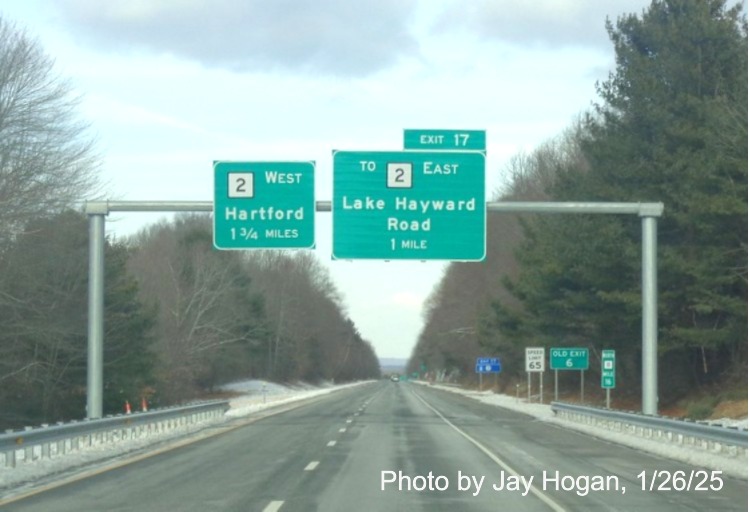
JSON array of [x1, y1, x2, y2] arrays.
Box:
[[642, 208, 659, 415], [487, 201, 662, 415], [86, 202, 107, 420]]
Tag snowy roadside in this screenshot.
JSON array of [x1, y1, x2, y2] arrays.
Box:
[[416, 381, 748, 480], [0, 380, 371, 498], [223, 379, 371, 418]]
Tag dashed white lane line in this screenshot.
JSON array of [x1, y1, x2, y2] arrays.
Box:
[[304, 461, 320, 471], [327, 440, 337, 447], [263, 500, 284, 512], [339, 428, 347, 433], [346, 419, 353, 423]]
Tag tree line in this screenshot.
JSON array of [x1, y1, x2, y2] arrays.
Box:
[[0, 210, 380, 429], [0, 17, 379, 429], [408, 0, 747, 407]]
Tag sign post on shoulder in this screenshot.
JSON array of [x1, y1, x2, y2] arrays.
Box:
[[475, 357, 501, 391], [601, 349, 616, 409], [550, 347, 589, 402], [525, 347, 545, 403]]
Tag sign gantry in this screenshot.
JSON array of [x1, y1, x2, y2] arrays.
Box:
[[82, 128, 663, 419]]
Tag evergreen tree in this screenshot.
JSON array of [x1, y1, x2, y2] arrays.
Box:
[[0, 211, 156, 426], [492, 0, 747, 401], [584, 0, 747, 392], [102, 240, 157, 414]]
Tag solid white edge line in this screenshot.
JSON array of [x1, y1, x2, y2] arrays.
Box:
[[304, 461, 320, 471], [412, 390, 567, 512], [263, 500, 284, 512]]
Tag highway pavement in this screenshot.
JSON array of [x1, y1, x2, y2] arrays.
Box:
[[1, 381, 746, 511]]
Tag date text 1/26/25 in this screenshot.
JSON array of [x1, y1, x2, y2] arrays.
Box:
[[637, 470, 723, 492]]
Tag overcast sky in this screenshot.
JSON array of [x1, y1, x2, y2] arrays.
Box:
[[1, 0, 657, 360]]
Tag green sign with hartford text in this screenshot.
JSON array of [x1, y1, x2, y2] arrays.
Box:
[[213, 161, 315, 250]]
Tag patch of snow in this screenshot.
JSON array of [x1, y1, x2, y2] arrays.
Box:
[[225, 380, 369, 418], [418, 382, 748, 480]]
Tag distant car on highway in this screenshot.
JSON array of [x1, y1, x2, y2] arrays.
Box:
[[390, 374, 399, 382]]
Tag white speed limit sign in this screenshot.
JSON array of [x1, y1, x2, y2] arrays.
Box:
[[525, 347, 545, 372]]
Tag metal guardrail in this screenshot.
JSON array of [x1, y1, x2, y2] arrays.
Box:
[[551, 401, 747, 452], [1, 401, 230, 468]]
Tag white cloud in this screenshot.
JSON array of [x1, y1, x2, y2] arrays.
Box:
[[433, 0, 651, 50], [84, 94, 210, 134], [52, 0, 420, 76]]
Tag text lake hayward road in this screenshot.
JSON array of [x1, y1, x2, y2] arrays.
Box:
[[332, 150, 485, 261]]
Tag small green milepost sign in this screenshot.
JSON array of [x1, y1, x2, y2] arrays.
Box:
[[332, 150, 485, 260], [601, 350, 616, 389], [213, 161, 315, 250]]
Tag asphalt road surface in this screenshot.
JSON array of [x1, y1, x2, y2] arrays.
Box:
[[1, 381, 746, 511]]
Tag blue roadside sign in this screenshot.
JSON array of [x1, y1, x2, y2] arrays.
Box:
[[475, 357, 501, 373]]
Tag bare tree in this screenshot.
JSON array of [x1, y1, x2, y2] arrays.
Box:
[[128, 216, 265, 400], [0, 16, 99, 245], [249, 250, 378, 383]]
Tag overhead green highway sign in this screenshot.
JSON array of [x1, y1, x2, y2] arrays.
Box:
[[332, 150, 485, 260], [213, 161, 315, 250], [404, 129, 486, 151]]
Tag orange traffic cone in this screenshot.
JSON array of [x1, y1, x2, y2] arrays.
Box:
[[141, 397, 148, 412], [124, 400, 132, 414]]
